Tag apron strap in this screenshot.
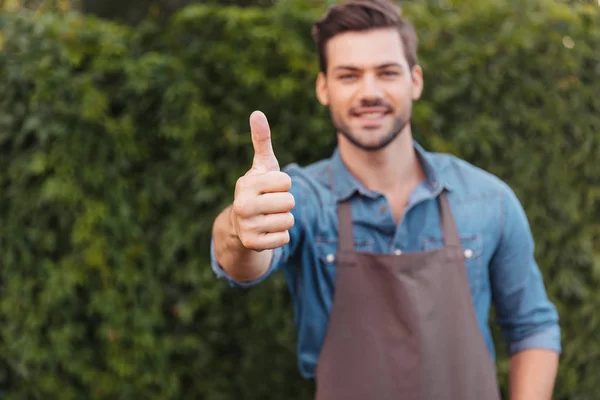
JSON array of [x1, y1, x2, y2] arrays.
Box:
[[438, 190, 461, 248], [337, 201, 354, 252], [337, 190, 460, 252]]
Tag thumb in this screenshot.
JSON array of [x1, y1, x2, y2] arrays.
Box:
[[249, 110, 279, 172]]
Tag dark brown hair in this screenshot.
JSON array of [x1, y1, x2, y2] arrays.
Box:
[[311, 0, 419, 73]]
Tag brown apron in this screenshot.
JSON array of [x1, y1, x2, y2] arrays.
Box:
[[314, 191, 502, 400]]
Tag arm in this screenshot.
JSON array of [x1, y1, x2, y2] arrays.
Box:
[[211, 169, 304, 287], [489, 186, 561, 400], [509, 349, 558, 400], [210, 110, 296, 286]]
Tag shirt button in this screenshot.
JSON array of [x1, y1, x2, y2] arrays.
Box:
[[464, 249, 473, 259], [394, 249, 403, 256], [326, 254, 335, 263]]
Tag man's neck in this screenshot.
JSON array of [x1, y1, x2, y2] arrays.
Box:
[[338, 128, 426, 220]]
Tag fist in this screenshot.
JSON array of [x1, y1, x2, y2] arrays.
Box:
[[231, 111, 296, 251]]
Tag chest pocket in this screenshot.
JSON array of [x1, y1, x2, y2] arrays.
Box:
[[316, 237, 374, 267], [422, 234, 484, 296]]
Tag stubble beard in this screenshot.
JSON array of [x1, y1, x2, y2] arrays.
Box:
[[332, 110, 412, 152]]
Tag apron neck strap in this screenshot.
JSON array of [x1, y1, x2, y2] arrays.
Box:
[[438, 190, 461, 248], [337, 189, 460, 252], [337, 201, 354, 252]]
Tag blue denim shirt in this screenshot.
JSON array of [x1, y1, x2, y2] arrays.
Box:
[[211, 141, 561, 379]]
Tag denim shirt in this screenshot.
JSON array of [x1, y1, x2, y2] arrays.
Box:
[[211, 141, 561, 379]]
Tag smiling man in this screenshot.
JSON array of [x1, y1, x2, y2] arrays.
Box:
[[210, 0, 561, 399]]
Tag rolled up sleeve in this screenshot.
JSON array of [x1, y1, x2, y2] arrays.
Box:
[[490, 186, 562, 356], [210, 239, 285, 288]]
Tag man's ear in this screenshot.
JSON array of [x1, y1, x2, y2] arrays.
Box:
[[411, 65, 424, 101], [316, 72, 329, 106]]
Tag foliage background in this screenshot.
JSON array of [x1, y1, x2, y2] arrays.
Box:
[[0, 0, 599, 398]]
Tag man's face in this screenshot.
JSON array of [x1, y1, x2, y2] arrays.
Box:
[[316, 28, 423, 152]]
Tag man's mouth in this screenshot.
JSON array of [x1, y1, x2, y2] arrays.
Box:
[[351, 108, 392, 123], [361, 112, 386, 119]]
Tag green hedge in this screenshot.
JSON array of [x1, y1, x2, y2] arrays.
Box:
[[0, 0, 598, 398]]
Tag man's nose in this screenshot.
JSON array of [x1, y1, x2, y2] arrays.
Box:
[[358, 74, 383, 99]]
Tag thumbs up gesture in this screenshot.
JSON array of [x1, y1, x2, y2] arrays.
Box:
[[231, 111, 296, 251]]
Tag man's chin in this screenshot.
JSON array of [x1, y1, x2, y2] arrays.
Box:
[[340, 134, 394, 152]]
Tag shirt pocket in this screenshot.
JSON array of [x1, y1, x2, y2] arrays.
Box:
[[422, 234, 484, 296], [315, 237, 374, 267]]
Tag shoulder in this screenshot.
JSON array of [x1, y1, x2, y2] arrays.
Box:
[[426, 151, 529, 242], [427, 151, 516, 202]]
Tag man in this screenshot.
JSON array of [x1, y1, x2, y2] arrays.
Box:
[[210, 0, 561, 398]]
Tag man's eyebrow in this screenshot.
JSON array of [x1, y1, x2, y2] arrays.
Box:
[[333, 63, 403, 71], [333, 65, 361, 72], [376, 63, 403, 69]]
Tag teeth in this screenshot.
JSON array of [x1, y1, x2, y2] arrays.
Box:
[[362, 113, 384, 119]]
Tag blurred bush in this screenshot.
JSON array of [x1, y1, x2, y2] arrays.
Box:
[[0, 0, 598, 398], [0, 0, 77, 13]]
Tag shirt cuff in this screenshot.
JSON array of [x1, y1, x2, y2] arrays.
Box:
[[508, 324, 562, 356], [210, 238, 282, 288]]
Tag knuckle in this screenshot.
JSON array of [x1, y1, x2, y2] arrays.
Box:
[[238, 232, 250, 247], [245, 217, 260, 233], [234, 176, 247, 193], [232, 197, 254, 218], [232, 198, 246, 217], [236, 174, 259, 194], [236, 218, 250, 232], [241, 235, 259, 250]]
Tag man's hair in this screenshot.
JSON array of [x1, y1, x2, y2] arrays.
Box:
[[311, 0, 419, 74]]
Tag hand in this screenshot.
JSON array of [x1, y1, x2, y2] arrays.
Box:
[[231, 111, 295, 251]]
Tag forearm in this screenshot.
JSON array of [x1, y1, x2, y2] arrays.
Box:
[[509, 348, 559, 400], [212, 205, 273, 282]]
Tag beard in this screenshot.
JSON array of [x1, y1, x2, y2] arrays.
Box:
[[330, 100, 412, 152]]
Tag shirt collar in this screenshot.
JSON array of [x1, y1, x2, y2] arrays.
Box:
[[328, 140, 452, 202]]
